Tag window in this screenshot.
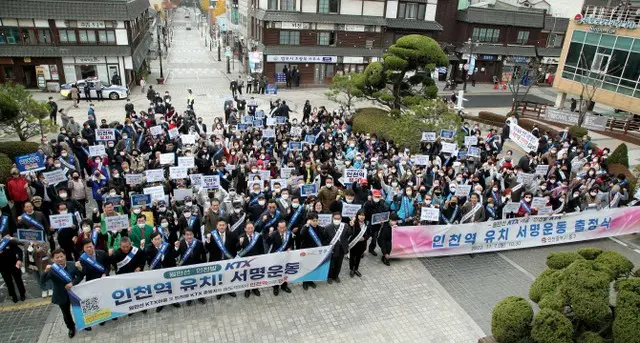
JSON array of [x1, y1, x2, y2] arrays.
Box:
[[21, 29, 36, 44], [268, 0, 277, 9], [59, 30, 77, 43], [3, 66, 15, 79], [0, 27, 20, 44], [318, 0, 339, 13], [397, 2, 426, 19], [279, 30, 300, 45], [516, 31, 529, 45], [591, 52, 610, 73], [280, 0, 295, 11], [317, 31, 335, 46], [565, 42, 582, 68], [547, 33, 564, 48], [79, 30, 96, 43], [37, 29, 51, 44], [472, 28, 499, 43], [98, 31, 116, 44]]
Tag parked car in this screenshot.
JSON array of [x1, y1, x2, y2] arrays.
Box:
[[186, 23, 192, 30], [60, 78, 129, 100]]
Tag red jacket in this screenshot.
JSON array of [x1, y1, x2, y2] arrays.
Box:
[[6, 176, 29, 202]]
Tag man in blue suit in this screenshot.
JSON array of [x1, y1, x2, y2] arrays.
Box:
[[42, 248, 81, 338]]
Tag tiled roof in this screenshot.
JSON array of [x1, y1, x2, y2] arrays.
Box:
[[536, 47, 562, 57], [0, 0, 150, 20], [385, 19, 443, 31], [456, 44, 537, 57], [263, 45, 383, 57], [457, 7, 546, 28], [543, 16, 569, 32], [0, 45, 133, 57], [257, 10, 387, 26]]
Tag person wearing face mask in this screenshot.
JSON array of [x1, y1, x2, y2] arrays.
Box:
[[517, 192, 537, 217], [347, 209, 370, 277], [176, 203, 202, 241], [460, 193, 485, 224], [53, 202, 80, 262], [57, 148, 81, 174], [363, 189, 390, 256], [440, 196, 460, 224], [321, 212, 350, 284], [377, 212, 398, 266], [395, 187, 417, 225], [317, 176, 339, 212], [583, 187, 600, 210], [129, 213, 154, 250], [6, 169, 30, 216]]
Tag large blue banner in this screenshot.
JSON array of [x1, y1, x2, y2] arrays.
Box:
[[15, 153, 45, 174]]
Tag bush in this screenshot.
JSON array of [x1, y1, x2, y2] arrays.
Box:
[[538, 291, 566, 312], [491, 296, 533, 343], [569, 125, 589, 139], [530, 269, 562, 303], [478, 111, 508, 123], [570, 292, 612, 328], [531, 309, 574, 343], [595, 250, 634, 279], [546, 252, 584, 270], [352, 107, 431, 152], [577, 247, 603, 260], [0, 153, 13, 184], [577, 332, 605, 343], [613, 289, 640, 343], [615, 278, 640, 293], [0, 141, 40, 160], [635, 269, 640, 277], [608, 143, 629, 168]]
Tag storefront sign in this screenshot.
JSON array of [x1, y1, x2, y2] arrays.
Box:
[[249, 51, 263, 73], [76, 57, 104, 64], [343, 56, 364, 64], [480, 55, 496, 61], [575, 14, 637, 30], [343, 24, 365, 32], [507, 56, 529, 64], [281, 22, 309, 30], [541, 57, 560, 65], [78, 21, 106, 29], [543, 108, 607, 131], [266, 55, 337, 63]]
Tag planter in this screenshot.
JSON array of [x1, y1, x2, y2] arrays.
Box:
[[478, 336, 498, 343], [156, 78, 165, 85]]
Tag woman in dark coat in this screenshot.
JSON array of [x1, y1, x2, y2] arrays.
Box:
[[348, 209, 370, 277]]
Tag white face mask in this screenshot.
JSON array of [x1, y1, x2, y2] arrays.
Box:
[[333, 220, 342, 226], [133, 209, 141, 214], [59, 210, 68, 214], [161, 222, 169, 228], [373, 197, 381, 203], [183, 212, 191, 218], [345, 198, 354, 203], [110, 191, 117, 196], [281, 194, 289, 200], [185, 202, 192, 207], [292, 203, 300, 209], [59, 193, 68, 199], [258, 200, 266, 206], [234, 208, 242, 214], [83, 226, 91, 233], [326, 183, 333, 188], [425, 200, 432, 205]]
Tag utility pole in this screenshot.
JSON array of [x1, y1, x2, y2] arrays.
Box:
[[157, 11, 164, 79], [463, 38, 475, 92]]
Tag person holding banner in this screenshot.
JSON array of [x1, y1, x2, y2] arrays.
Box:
[[0, 235, 26, 303], [517, 192, 537, 217], [321, 212, 350, 284], [299, 213, 323, 290], [363, 190, 389, 256], [377, 213, 397, 266], [17, 201, 48, 241], [459, 193, 485, 224], [110, 237, 145, 275], [145, 232, 181, 312], [176, 229, 208, 305], [237, 222, 264, 298], [54, 202, 79, 261], [43, 249, 81, 338], [347, 210, 369, 278], [267, 220, 294, 296], [74, 238, 110, 324]]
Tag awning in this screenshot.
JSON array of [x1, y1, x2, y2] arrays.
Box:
[[455, 45, 537, 57], [537, 47, 562, 57]]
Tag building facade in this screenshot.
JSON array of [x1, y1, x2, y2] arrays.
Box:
[[553, 4, 640, 114], [0, 0, 152, 88]]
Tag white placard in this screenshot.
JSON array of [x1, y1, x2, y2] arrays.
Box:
[[318, 214, 332, 227], [509, 124, 539, 153], [169, 166, 188, 179], [125, 173, 143, 185], [95, 129, 115, 141], [532, 197, 548, 209], [414, 155, 429, 166], [263, 128, 276, 138], [421, 132, 436, 142], [517, 173, 536, 185], [535, 165, 549, 176], [49, 213, 74, 229], [539, 206, 554, 215], [143, 185, 165, 201], [43, 169, 67, 185], [173, 188, 193, 201], [104, 214, 129, 232], [341, 204, 361, 218], [420, 207, 440, 222], [290, 127, 302, 136], [281, 167, 293, 179], [181, 134, 196, 145], [266, 118, 277, 127], [145, 169, 165, 183], [502, 202, 521, 216], [372, 211, 390, 225], [467, 147, 481, 158], [150, 125, 164, 136], [441, 142, 457, 154], [201, 175, 220, 189], [464, 136, 478, 146], [168, 128, 179, 139], [178, 156, 195, 168], [454, 185, 472, 197], [89, 145, 106, 157], [189, 174, 203, 186], [343, 169, 367, 184], [159, 153, 175, 165], [258, 170, 271, 180]]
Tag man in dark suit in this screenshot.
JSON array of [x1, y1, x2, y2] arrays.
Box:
[[175, 228, 207, 305], [299, 213, 324, 290], [42, 248, 81, 338], [110, 236, 147, 314], [75, 238, 109, 281], [267, 220, 293, 296], [322, 212, 351, 283], [237, 222, 264, 298], [0, 235, 26, 303], [205, 220, 238, 299], [146, 232, 180, 312]]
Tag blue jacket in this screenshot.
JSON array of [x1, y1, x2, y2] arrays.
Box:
[[88, 178, 108, 201]]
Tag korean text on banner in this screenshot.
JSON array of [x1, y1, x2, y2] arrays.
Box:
[[15, 153, 45, 174], [441, 142, 457, 154], [341, 204, 361, 218], [535, 165, 549, 176], [181, 134, 196, 145], [318, 214, 332, 227], [88, 145, 106, 157], [130, 194, 152, 207], [95, 129, 115, 141], [150, 125, 164, 136], [464, 136, 478, 146], [143, 185, 165, 202], [169, 167, 188, 179], [159, 153, 175, 165], [454, 185, 472, 197], [145, 169, 164, 183], [17, 229, 46, 242], [173, 188, 193, 201], [420, 207, 440, 222], [201, 175, 220, 189], [372, 212, 390, 225], [104, 215, 129, 232], [49, 213, 74, 229], [421, 132, 436, 142], [509, 124, 539, 153], [43, 169, 67, 185], [343, 169, 367, 184], [390, 207, 640, 258], [414, 155, 429, 166], [300, 184, 318, 197], [125, 173, 143, 185], [178, 157, 195, 168], [69, 247, 331, 329]]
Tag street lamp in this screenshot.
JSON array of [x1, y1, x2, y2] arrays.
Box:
[[463, 38, 478, 92], [156, 11, 164, 80]]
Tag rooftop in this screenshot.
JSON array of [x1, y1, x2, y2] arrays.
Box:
[[0, 0, 150, 20]]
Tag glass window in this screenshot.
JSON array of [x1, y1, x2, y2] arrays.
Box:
[[317, 32, 330, 45], [318, 0, 338, 13], [599, 34, 616, 48], [21, 29, 35, 44], [268, 0, 277, 9], [405, 3, 417, 19], [280, 0, 295, 11], [79, 30, 96, 43], [571, 30, 586, 43], [37, 29, 51, 44], [585, 32, 601, 46], [516, 31, 529, 45], [632, 39, 640, 53], [619, 86, 634, 96], [581, 44, 597, 69], [59, 30, 77, 43], [622, 52, 640, 83], [615, 36, 633, 50], [3, 27, 20, 44], [417, 4, 426, 20], [279, 31, 299, 45], [608, 49, 628, 77]]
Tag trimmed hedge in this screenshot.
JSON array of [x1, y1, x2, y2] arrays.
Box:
[[546, 252, 584, 270], [577, 332, 605, 343], [608, 143, 629, 168], [531, 309, 574, 343], [0, 153, 13, 184], [491, 296, 533, 343], [594, 250, 634, 279], [577, 247, 603, 260], [613, 289, 640, 343], [569, 125, 588, 139], [0, 141, 40, 160], [352, 107, 428, 152], [476, 112, 560, 139], [530, 269, 561, 303]]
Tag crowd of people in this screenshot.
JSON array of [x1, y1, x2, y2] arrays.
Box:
[[0, 87, 631, 338]]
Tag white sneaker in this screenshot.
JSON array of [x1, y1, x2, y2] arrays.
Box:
[[42, 291, 47, 298], [48, 289, 53, 297]]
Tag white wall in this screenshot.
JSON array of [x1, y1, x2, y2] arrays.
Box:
[[386, 0, 398, 18], [115, 29, 128, 45], [259, 0, 268, 10], [341, 0, 363, 15], [425, 3, 437, 21], [302, 0, 317, 12], [491, 0, 584, 18], [363, 1, 384, 16]]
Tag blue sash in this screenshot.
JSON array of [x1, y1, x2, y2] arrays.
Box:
[[91, 229, 98, 246], [188, 216, 196, 229], [51, 263, 72, 283], [212, 230, 233, 259], [125, 139, 130, 150], [180, 239, 198, 265], [58, 156, 76, 171], [0, 237, 10, 251], [520, 200, 532, 214], [213, 147, 224, 159], [81, 146, 90, 156], [236, 232, 261, 257], [276, 230, 291, 252], [156, 225, 166, 241], [80, 253, 105, 273], [137, 133, 144, 149], [492, 192, 500, 204], [21, 213, 44, 231], [307, 226, 322, 247], [440, 206, 458, 224], [0, 215, 8, 236], [486, 205, 496, 218], [286, 206, 304, 231], [151, 242, 169, 269], [263, 210, 280, 229]]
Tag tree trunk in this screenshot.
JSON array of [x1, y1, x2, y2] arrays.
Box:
[[392, 82, 402, 110]]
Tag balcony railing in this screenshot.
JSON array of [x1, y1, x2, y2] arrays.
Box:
[[583, 5, 640, 24]]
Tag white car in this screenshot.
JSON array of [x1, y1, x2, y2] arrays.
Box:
[[60, 78, 129, 100]]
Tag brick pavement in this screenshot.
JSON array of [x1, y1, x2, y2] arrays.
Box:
[[0, 302, 53, 343], [40, 257, 485, 343]]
